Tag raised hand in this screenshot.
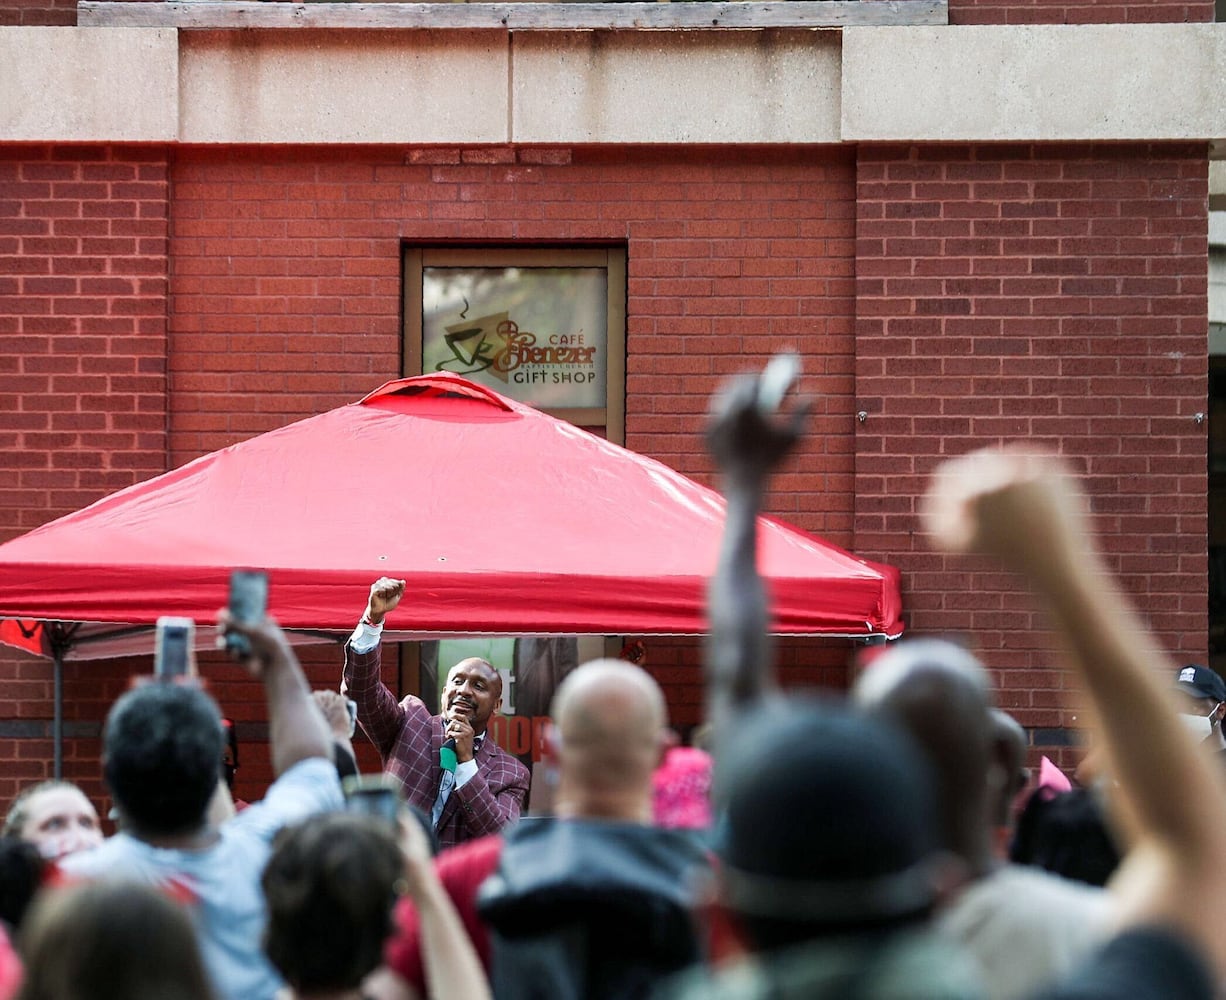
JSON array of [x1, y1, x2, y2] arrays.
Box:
[[921, 446, 1091, 590], [217, 608, 295, 679], [706, 353, 809, 487], [366, 577, 407, 625]]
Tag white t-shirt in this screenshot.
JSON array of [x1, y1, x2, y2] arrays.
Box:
[[938, 864, 1112, 1000]]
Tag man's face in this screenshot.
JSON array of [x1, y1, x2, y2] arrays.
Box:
[[442, 658, 501, 733], [22, 786, 103, 860]]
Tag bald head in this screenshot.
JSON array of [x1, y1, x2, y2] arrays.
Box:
[[852, 639, 997, 876], [548, 659, 668, 820]]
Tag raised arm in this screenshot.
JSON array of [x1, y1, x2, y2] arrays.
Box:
[[923, 447, 1226, 976], [704, 355, 807, 735], [343, 578, 411, 759], [398, 810, 492, 1000], [218, 609, 332, 777]]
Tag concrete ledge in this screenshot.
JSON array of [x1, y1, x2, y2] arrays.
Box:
[[79, 0, 948, 30], [843, 23, 1226, 143], [0, 27, 177, 141], [180, 29, 509, 143], [512, 30, 841, 144], [4, 22, 1225, 146]]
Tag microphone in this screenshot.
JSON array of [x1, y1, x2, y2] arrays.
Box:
[[440, 737, 457, 774]]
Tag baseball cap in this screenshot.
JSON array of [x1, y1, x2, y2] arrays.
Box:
[[714, 696, 941, 926], [1176, 664, 1226, 704]]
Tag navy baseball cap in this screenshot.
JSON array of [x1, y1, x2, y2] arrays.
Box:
[[1176, 664, 1226, 704], [714, 697, 941, 926]]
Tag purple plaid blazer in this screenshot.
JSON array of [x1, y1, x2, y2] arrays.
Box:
[[343, 642, 530, 850]]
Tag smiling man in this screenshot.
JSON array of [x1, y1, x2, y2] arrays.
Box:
[[343, 578, 530, 849]]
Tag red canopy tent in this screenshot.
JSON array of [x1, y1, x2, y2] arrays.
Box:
[[0, 375, 902, 656], [0, 373, 903, 775], [0, 374, 903, 661]]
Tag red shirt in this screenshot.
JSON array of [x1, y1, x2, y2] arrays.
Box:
[[384, 833, 503, 993]]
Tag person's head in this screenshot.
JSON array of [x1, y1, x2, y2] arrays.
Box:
[[1009, 785, 1120, 888], [17, 881, 216, 1000], [441, 658, 501, 736], [546, 658, 669, 821], [262, 812, 403, 996], [1174, 664, 1226, 741], [102, 683, 224, 838], [852, 638, 998, 877], [3, 781, 102, 861], [715, 697, 947, 953]]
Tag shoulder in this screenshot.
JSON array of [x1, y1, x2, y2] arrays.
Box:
[[58, 833, 146, 878], [231, 757, 345, 837], [400, 697, 432, 722], [268, 756, 345, 797]]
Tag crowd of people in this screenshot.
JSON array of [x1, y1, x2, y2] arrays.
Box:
[[0, 358, 1225, 1000]]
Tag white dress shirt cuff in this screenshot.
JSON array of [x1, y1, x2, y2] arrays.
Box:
[[454, 757, 479, 788], [348, 619, 383, 654]]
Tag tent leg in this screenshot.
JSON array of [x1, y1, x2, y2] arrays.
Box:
[[53, 649, 63, 780]]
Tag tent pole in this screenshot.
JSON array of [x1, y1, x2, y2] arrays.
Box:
[[53, 646, 63, 780]]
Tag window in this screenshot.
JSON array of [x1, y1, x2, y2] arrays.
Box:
[[404, 246, 626, 442]]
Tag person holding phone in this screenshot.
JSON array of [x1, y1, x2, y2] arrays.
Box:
[[342, 579, 529, 850], [59, 607, 343, 1000]]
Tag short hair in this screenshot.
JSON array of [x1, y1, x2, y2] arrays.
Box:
[[17, 880, 216, 1000], [4, 780, 84, 839], [262, 812, 403, 993], [102, 683, 224, 836], [1009, 786, 1121, 888]]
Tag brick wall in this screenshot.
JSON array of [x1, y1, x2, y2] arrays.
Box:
[[0, 0, 73, 26], [948, 0, 1213, 24], [855, 141, 1209, 768], [0, 145, 170, 811]]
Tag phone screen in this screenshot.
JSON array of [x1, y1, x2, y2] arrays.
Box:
[[155, 617, 195, 680], [342, 775, 401, 828], [226, 569, 269, 658]]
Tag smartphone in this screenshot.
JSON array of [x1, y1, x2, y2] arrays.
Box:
[[225, 569, 269, 659], [342, 774, 401, 828], [155, 617, 195, 680], [345, 699, 358, 738]]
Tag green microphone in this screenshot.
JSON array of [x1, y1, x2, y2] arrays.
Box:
[[440, 737, 458, 773]]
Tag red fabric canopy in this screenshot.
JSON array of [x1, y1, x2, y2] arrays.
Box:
[[0, 374, 903, 660]]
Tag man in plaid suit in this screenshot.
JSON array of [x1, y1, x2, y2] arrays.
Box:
[[343, 577, 530, 850]]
